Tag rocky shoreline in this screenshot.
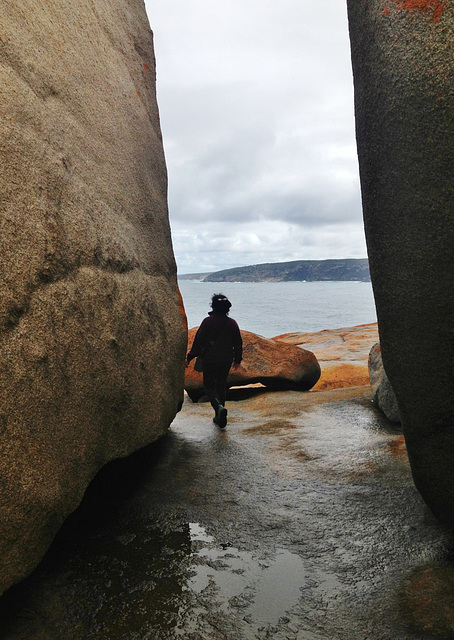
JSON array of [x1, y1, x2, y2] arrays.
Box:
[[273, 322, 378, 391], [185, 322, 380, 399], [184, 321, 401, 427]]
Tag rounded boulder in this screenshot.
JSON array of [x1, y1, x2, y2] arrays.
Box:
[[185, 328, 321, 402]]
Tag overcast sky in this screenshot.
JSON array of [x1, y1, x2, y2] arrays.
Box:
[[144, 0, 366, 274]]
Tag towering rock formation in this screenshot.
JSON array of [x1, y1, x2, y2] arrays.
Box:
[[347, 1, 454, 523], [0, 0, 186, 594]]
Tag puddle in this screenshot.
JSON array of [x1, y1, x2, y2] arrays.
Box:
[[0, 518, 307, 639], [188, 523, 306, 629], [247, 549, 305, 624], [189, 522, 214, 543]]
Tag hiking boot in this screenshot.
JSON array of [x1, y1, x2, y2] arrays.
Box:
[[217, 405, 227, 429]]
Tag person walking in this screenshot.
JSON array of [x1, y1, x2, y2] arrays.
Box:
[[185, 294, 243, 428]]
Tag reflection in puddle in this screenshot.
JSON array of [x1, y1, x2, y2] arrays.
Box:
[[188, 522, 306, 629], [189, 522, 215, 543], [248, 549, 305, 624], [0, 519, 306, 638]]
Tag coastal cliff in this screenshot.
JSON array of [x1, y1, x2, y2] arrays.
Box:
[[200, 258, 370, 282]]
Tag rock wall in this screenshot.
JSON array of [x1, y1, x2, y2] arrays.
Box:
[[0, 0, 187, 594], [347, 1, 454, 523]]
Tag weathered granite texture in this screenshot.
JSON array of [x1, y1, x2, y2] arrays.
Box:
[[274, 323, 379, 391], [0, 1, 186, 595], [347, 1, 454, 524], [369, 343, 400, 423], [185, 328, 320, 402]]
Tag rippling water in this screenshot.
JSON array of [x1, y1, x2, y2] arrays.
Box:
[[178, 280, 377, 337]]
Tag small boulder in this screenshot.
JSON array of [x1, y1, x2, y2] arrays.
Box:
[[368, 343, 400, 423], [185, 328, 321, 402]]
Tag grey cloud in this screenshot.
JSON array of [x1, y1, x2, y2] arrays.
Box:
[[171, 220, 368, 274], [146, 0, 365, 273]]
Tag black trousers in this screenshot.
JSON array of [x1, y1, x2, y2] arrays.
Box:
[[202, 362, 232, 411]]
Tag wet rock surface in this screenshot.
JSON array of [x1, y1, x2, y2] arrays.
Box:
[[0, 387, 453, 639]]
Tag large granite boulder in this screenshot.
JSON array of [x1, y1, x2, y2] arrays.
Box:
[[185, 328, 320, 402], [0, 1, 187, 595], [368, 343, 400, 423], [347, 1, 454, 523]]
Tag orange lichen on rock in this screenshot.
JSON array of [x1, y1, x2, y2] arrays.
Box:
[[388, 435, 407, 457], [275, 323, 379, 391], [184, 328, 321, 401], [401, 566, 454, 636], [383, 0, 447, 21], [313, 364, 370, 391]]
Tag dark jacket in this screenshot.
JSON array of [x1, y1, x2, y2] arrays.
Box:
[[187, 312, 243, 366]]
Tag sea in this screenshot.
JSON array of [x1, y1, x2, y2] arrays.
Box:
[[178, 279, 377, 338]]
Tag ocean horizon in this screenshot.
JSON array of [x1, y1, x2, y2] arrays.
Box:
[[178, 279, 377, 338]]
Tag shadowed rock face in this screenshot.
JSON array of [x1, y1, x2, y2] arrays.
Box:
[[0, 1, 187, 594], [347, 1, 454, 524], [368, 343, 400, 423]]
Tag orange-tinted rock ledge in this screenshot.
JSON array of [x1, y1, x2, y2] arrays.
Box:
[[273, 323, 379, 390]]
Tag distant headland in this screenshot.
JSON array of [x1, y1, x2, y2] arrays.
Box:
[[178, 258, 370, 282]]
